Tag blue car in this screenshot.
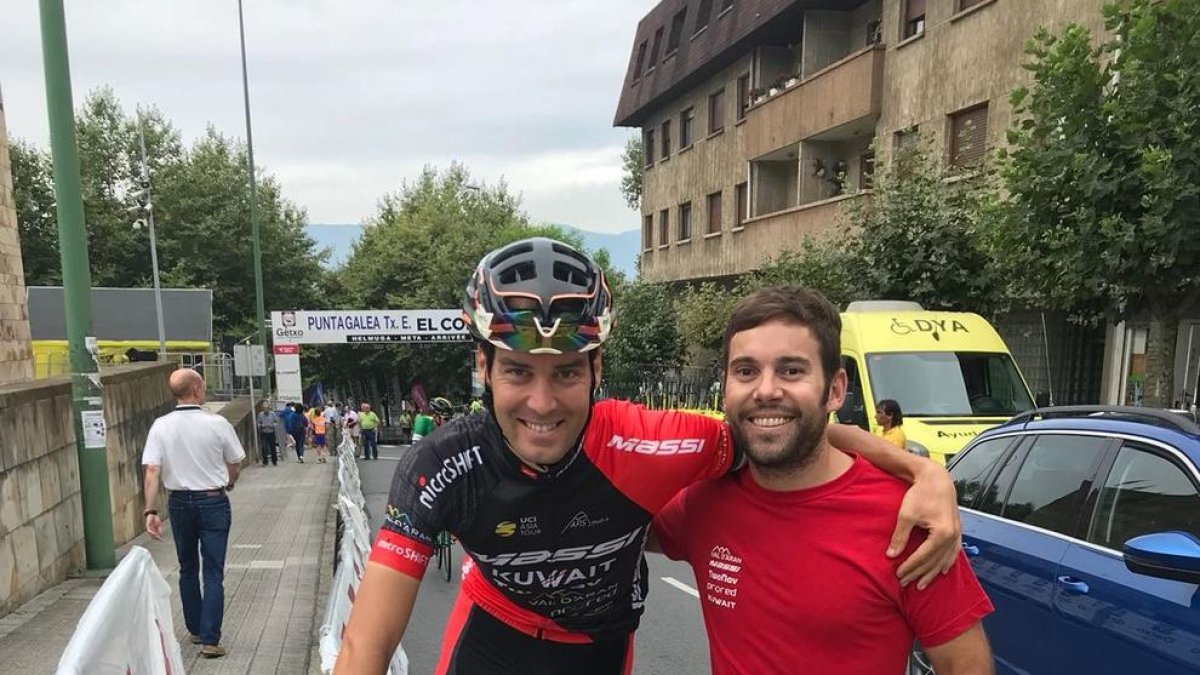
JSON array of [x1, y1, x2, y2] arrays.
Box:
[[920, 406, 1200, 674]]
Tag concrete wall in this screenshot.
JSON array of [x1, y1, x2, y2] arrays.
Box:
[[876, 0, 1108, 164], [0, 91, 35, 386], [0, 364, 264, 616]]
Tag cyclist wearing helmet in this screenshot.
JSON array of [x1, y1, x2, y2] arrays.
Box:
[[336, 238, 959, 675], [430, 396, 455, 426]]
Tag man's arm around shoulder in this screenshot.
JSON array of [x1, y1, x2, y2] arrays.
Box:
[[924, 622, 994, 675]]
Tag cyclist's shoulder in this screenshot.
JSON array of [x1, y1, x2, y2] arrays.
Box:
[[411, 412, 501, 458]]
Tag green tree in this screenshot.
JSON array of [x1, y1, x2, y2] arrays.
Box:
[[619, 135, 643, 210], [9, 140, 60, 286], [993, 0, 1200, 407], [846, 144, 1001, 314], [749, 235, 867, 311], [675, 281, 739, 354], [603, 280, 683, 383], [153, 127, 331, 336]]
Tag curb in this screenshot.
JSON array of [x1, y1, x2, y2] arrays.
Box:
[[309, 466, 341, 674]]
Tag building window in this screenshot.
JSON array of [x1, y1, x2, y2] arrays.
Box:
[[707, 191, 723, 234], [735, 182, 748, 226], [709, 88, 725, 134], [859, 153, 875, 189], [645, 128, 656, 167], [949, 104, 989, 168], [958, 0, 987, 11], [642, 215, 653, 249], [667, 9, 688, 54], [694, 0, 714, 34], [649, 27, 664, 69], [903, 0, 925, 39], [659, 209, 670, 246], [661, 119, 672, 160], [680, 107, 695, 147], [894, 126, 920, 153], [679, 202, 693, 241], [632, 41, 648, 81], [737, 73, 751, 120]]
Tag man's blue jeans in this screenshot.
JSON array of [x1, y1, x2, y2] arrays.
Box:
[[168, 491, 231, 646], [362, 429, 378, 459]]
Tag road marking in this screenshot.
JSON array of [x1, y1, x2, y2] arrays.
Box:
[[233, 544, 262, 549], [661, 576, 699, 598]]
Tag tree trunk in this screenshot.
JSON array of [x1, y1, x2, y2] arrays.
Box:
[[1142, 308, 1179, 409]]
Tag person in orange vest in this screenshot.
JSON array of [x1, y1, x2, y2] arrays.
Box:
[[311, 406, 329, 464]]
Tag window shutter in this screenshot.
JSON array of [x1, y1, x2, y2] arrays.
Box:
[[906, 0, 926, 21], [951, 105, 989, 167]]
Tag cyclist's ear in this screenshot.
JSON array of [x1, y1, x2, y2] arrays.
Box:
[[590, 351, 603, 389], [475, 345, 493, 387]]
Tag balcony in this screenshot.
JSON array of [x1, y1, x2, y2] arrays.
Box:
[[639, 193, 866, 283], [743, 45, 884, 161]]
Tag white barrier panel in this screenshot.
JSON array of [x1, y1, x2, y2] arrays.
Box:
[[57, 546, 185, 675], [320, 437, 408, 675]]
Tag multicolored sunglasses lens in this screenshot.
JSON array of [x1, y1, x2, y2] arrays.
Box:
[[488, 310, 600, 353]]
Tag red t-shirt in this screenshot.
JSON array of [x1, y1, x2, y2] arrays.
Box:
[[653, 453, 993, 675]]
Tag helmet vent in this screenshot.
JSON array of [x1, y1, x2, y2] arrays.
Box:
[[499, 261, 537, 284], [552, 242, 592, 268], [553, 261, 589, 287], [491, 242, 534, 268]]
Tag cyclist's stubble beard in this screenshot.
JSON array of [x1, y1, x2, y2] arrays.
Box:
[[729, 386, 830, 478]]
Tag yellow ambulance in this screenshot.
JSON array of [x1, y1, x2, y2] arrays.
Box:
[[834, 301, 1035, 465]]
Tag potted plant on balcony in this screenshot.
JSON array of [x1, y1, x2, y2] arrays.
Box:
[[785, 72, 800, 88], [749, 88, 766, 106]]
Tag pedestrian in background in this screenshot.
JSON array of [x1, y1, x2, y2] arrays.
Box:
[[289, 403, 309, 463], [142, 369, 245, 659], [256, 401, 279, 466], [359, 403, 380, 460], [411, 408, 435, 444], [343, 404, 361, 457], [875, 399, 907, 450]]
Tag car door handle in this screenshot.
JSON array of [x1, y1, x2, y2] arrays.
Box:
[[962, 543, 980, 557], [1056, 576, 1090, 595]]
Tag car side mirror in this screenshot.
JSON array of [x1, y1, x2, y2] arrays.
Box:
[[1123, 531, 1200, 584]]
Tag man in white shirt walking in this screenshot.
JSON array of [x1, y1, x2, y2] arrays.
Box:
[[142, 369, 246, 659]]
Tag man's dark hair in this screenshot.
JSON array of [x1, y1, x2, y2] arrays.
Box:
[[722, 286, 842, 383], [877, 399, 904, 426]]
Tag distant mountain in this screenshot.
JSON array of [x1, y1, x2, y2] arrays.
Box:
[[563, 227, 641, 279], [305, 223, 640, 278]]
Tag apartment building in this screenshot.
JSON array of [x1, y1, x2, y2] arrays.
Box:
[[614, 0, 1107, 285]]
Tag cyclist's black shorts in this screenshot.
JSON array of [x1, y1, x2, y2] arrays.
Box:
[[436, 592, 633, 675]]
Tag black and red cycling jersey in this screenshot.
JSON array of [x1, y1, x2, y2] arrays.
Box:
[[369, 399, 735, 643]]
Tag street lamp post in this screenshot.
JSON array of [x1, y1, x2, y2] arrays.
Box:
[[237, 0, 269, 398], [134, 114, 168, 356]]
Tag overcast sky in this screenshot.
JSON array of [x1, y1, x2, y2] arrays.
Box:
[[2, 1, 651, 233]]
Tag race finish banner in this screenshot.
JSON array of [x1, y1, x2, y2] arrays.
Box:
[[271, 310, 469, 345], [270, 309, 470, 407]]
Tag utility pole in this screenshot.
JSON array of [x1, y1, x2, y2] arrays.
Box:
[[237, 0, 269, 398], [133, 114, 167, 356], [38, 0, 115, 569]]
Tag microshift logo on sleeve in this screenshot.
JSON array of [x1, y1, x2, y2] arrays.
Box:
[[418, 445, 484, 509]]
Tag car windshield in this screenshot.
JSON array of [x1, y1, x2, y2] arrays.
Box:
[[866, 351, 1034, 417]]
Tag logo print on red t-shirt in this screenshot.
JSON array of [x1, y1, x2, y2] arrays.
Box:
[[706, 545, 742, 610]]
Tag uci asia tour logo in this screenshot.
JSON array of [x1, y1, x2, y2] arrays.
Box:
[[889, 317, 970, 342]]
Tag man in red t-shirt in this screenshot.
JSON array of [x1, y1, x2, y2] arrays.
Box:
[[653, 287, 994, 675]]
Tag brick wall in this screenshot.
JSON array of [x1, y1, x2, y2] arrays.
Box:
[[0, 92, 35, 386]]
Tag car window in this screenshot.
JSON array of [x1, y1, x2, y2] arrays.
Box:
[[978, 441, 1025, 516], [836, 356, 869, 430], [950, 437, 1013, 508], [1001, 434, 1109, 536], [1087, 443, 1200, 550]]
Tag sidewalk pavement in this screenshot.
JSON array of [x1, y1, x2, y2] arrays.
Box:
[[0, 451, 338, 675]]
